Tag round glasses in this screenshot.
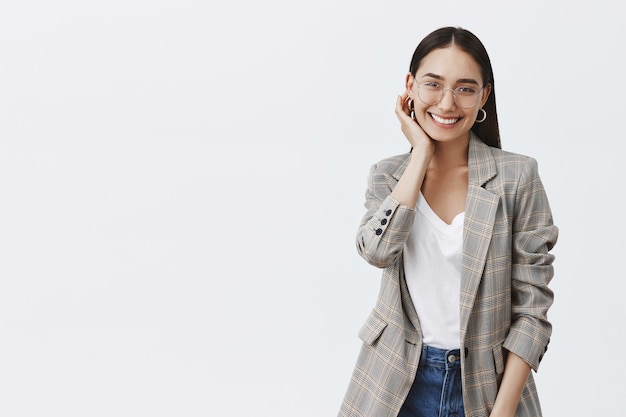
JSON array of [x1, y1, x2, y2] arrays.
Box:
[[416, 82, 483, 109]]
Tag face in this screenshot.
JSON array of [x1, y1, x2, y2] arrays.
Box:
[[407, 45, 491, 143]]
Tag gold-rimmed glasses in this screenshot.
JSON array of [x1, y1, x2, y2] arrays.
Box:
[[416, 82, 484, 109]]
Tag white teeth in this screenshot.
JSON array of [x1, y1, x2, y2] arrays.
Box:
[[431, 114, 458, 125]]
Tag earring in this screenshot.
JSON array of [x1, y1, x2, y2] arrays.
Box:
[[408, 98, 415, 120], [475, 108, 487, 123]]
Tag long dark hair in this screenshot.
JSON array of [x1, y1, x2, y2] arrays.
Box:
[[409, 27, 501, 148]]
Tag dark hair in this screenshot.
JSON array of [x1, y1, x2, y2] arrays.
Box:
[[409, 27, 501, 148]]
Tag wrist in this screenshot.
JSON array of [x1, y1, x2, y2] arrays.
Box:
[[489, 403, 515, 417], [409, 143, 434, 162]]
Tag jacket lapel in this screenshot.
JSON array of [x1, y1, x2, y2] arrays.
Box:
[[460, 134, 499, 341]]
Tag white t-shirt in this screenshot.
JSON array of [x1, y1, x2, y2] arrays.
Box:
[[403, 192, 464, 349]]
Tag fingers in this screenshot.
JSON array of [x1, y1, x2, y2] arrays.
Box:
[[395, 94, 412, 123], [394, 92, 433, 150], [395, 95, 404, 118]]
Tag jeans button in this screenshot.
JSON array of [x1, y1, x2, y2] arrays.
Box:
[[447, 354, 456, 363]]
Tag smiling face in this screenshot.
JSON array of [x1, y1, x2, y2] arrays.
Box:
[[407, 45, 491, 144]]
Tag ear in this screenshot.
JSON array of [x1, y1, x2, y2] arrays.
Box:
[[405, 73, 415, 97], [480, 83, 492, 107]]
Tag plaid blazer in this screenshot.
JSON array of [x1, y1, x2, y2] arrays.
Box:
[[339, 133, 558, 417]]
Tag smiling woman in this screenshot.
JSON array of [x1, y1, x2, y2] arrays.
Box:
[[338, 27, 558, 417]]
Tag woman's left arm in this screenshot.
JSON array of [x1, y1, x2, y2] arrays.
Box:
[[490, 352, 530, 417], [504, 157, 559, 368], [493, 157, 559, 416]]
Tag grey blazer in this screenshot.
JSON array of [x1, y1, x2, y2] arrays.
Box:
[[339, 133, 558, 417]]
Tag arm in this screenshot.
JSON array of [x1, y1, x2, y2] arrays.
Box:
[[490, 352, 530, 417], [502, 157, 558, 370], [493, 157, 558, 416], [389, 94, 434, 208], [355, 94, 434, 268]]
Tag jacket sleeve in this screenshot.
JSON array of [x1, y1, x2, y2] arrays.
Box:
[[355, 162, 416, 268], [503, 157, 559, 372]]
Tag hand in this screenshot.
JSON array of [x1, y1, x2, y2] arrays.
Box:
[[388, 92, 434, 208], [395, 92, 434, 153], [488, 411, 515, 417]]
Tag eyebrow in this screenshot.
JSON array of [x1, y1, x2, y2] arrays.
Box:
[[421, 72, 480, 85]]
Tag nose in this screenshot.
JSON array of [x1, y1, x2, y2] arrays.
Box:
[[438, 88, 456, 110]]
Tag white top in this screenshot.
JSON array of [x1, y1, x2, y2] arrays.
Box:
[[403, 192, 464, 349]]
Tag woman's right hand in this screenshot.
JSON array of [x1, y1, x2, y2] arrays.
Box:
[[389, 92, 435, 208], [395, 91, 434, 153]]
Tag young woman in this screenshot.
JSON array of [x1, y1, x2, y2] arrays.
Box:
[[339, 27, 558, 417]]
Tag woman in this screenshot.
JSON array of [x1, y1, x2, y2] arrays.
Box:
[[339, 27, 558, 417]]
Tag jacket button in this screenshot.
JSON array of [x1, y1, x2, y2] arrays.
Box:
[[538, 354, 544, 362], [464, 347, 469, 358], [385, 209, 392, 216], [381, 219, 388, 225], [375, 228, 383, 235]]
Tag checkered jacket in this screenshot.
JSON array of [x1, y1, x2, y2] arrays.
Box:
[[339, 134, 558, 417]]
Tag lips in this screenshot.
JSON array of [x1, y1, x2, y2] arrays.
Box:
[[430, 113, 460, 125]]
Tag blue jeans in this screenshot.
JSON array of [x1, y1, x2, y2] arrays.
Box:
[[397, 345, 465, 417]]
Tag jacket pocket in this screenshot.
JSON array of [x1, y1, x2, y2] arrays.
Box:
[[492, 342, 505, 375], [358, 310, 388, 346]]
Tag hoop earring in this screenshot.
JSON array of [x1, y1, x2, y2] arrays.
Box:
[[408, 98, 415, 120], [475, 108, 487, 123]]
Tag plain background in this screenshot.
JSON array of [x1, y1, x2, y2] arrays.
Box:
[[1, 0, 624, 416]]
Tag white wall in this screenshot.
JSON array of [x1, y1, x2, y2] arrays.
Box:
[[1, 0, 623, 415]]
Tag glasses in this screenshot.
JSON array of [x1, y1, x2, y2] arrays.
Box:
[[416, 82, 483, 109]]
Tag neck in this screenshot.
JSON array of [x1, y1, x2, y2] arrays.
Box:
[[429, 134, 470, 170]]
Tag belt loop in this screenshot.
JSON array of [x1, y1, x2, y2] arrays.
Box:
[[419, 344, 428, 368]]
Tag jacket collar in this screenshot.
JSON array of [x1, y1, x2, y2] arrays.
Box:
[[467, 131, 497, 187]]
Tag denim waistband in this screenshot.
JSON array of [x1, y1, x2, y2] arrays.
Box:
[[420, 344, 462, 370]]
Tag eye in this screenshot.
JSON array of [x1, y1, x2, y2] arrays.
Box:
[[456, 86, 478, 95], [421, 82, 441, 89]]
